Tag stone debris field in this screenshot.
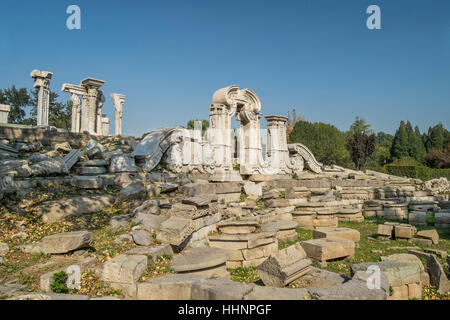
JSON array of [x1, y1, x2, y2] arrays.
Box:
[[0, 82, 449, 301]]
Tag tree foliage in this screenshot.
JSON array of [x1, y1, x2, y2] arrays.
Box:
[[289, 121, 351, 167], [346, 117, 376, 170], [0, 86, 31, 124]]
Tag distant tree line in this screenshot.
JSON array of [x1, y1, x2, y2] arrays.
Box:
[[289, 116, 449, 171], [0, 85, 72, 130]]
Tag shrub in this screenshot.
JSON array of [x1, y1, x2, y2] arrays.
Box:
[[385, 165, 450, 181], [50, 271, 69, 293]]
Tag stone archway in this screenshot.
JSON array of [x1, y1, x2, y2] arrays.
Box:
[[208, 85, 265, 175]]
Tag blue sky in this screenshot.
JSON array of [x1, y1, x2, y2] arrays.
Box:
[[0, 0, 449, 137]]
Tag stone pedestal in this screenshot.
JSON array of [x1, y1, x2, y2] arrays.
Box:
[[0, 104, 10, 123], [30, 69, 53, 126], [110, 93, 125, 136]]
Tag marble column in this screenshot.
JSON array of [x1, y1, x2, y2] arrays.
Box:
[[61, 83, 86, 133], [101, 116, 110, 136], [30, 70, 53, 126], [237, 110, 264, 175], [0, 104, 10, 123], [110, 93, 125, 136], [265, 115, 291, 174], [96, 90, 105, 135], [80, 78, 105, 135]]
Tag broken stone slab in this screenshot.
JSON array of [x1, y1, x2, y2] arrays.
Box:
[[171, 247, 229, 278], [377, 224, 394, 239], [132, 229, 153, 246], [380, 253, 429, 285], [351, 261, 421, 288], [266, 198, 307, 208], [29, 157, 68, 176], [42, 231, 94, 254], [0, 142, 18, 155], [217, 220, 259, 235], [182, 194, 218, 207], [76, 166, 107, 175], [261, 220, 298, 242], [136, 273, 211, 300], [426, 254, 450, 293], [116, 181, 145, 203], [63, 149, 83, 171], [208, 232, 276, 250], [179, 183, 216, 197], [102, 254, 147, 284], [37, 194, 114, 223], [416, 229, 439, 244], [306, 279, 388, 300], [424, 248, 448, 259], [191, 278, 253, 300], [352, 270, 390, 294], [257, 243, 312, 287], [156, 216, 195, 246], [0, 159, 28, 174], [125, 244, 173, 261], [393, 224, 416, 240], [133, 199, 161, 215], [313, 227, 360, 243], [77, 159, 109, 167], [244, 286, 310, 300], [292, 267, 347, 288], [109, 214, 132, 232], [27, 153, 51, 164], [133, 213, 169, 231], [109, 154, 138, 173], [301, 237, 355, 267], [70, 175, 102, 189]]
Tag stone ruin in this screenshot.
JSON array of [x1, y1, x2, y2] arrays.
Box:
[[132, 85, 323, 179], [0, 80, 449, 301]]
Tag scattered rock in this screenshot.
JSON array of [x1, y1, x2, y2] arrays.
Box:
[[416, 229, 439, 244], [426, 254, 450, 293], [132, 229, 153, 246], [37, 194, 114, 223], [42, 231, 93, 254]]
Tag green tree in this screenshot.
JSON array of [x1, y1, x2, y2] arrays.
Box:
[[26, 89, 72, 130], [0, 86, 31, 124], [346, 118, 376, 170], [390, 121, 409, 160], [412, 126, 426, 162], [350, 116, 373, 135], [289, 121, 351, 167], [425, 123, 445, 151]]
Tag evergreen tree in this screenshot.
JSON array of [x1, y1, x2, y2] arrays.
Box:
[[346, 118, 376, 170], [350, 116, 373, 135], [390, 121, 409, 160], [425, 124, 445, 151], [413, 126, 426, 161]]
